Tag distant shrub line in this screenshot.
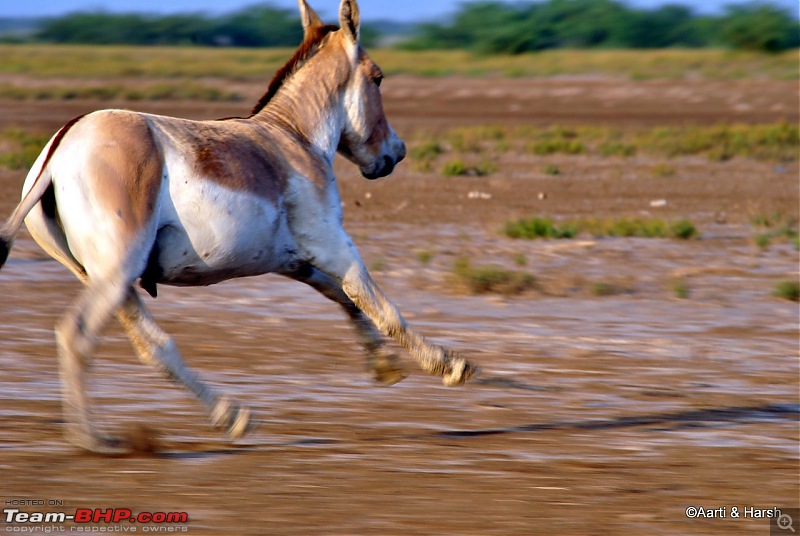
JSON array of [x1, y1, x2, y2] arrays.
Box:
[[1, 1, 796, 53], [1, 7, 379, 48], [402, 0, 799, 53]]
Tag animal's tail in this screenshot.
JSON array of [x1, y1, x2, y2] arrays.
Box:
[[0, 114, 85, 271], [0, 166, 53, 270], [0, 230, 10, 268]]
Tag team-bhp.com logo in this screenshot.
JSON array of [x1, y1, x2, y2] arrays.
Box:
[[5, 507, 188, 526]]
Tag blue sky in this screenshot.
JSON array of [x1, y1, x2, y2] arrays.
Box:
[[4, 0, 798, 21]]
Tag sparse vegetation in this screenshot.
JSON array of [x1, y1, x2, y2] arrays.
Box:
[[670, 219, 700, 240], [542, 164, 561, 175], [599, 141, 637, 157], [652, 163, 677, 177], [773, 280, 800, 301], [591, 281, 626, 297], [0, 83, 242, 102], [451, 258, 536, 295], [406, 123, 798, 173], [504, 215, 699, 240], [672, 279, 691, 299], [415, 250, 434, 265], [749, 212, 799, 249], [504, 216, 579, 240], [441, 159, 468, 177], [410, 140, 444, 161], [441, 158, 497, 177], [0, 45, 796, 81], [0, 128, 49, 170], [447, 129, 485, 153]]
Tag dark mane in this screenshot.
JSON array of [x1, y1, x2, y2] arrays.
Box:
[[250, 24, 338, 116]]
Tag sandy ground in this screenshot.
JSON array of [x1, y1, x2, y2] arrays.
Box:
[[0, 75, 798, 535]]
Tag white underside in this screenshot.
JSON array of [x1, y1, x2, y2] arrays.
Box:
[[153, 171, 297, 286]]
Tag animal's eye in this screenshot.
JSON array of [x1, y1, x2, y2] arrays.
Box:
[[374, 74, 383, 87]]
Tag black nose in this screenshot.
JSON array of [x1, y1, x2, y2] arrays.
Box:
[[362, 155, 395, 180]]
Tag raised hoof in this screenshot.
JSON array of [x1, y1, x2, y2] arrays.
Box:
[[368, 351, 408, 386], [372, 365, 408, 386], [211, 397, 256, 440], [442, 357, 480, 387]]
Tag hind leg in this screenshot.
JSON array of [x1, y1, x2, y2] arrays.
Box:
[[283, 264, 406, 385], [56, 275, 132, 453], [21, 190, 129, 451], [117, 289, 252, 439]]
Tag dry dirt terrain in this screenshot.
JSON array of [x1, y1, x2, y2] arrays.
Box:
[[0, 76, 798, 535]]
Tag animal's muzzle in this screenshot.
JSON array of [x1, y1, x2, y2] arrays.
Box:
[[362, 143, 406, 180], [362, 155, 395, 180]]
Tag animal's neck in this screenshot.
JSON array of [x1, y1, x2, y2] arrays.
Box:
[[254, 69, 347, 166]]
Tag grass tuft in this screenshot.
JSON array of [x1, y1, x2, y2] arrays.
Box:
[[749, 212, 799, 249], [451, 258, 536, 295], [503, 215, 699, 240], [415, 250, 434, 264], [441, 158, 497, 177], [503, 216, 578, 239], [591, 281, 624, 297], [542, 164, 561, 175], [410, 140, 445, 161], [670, 219, 700, 240], [773, 280, 800, 301], [672, 279, 691, 299]]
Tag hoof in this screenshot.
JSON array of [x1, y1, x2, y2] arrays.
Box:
[[65, 428, 130, 456], [211, 397, 255, 440], [372, 366, 408, 386], [124, 424, 160, 453], [369, 352, 408, 386], [442, 356, 480, 387]]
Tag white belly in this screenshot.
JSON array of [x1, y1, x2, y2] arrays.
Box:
[[155, 175, 296, 286]]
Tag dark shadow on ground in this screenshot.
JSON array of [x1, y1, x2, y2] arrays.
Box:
[[154, 402, 799, 459]]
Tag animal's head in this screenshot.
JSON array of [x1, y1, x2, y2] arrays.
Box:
[[251, 0, 406, 179], [301, 0, 406, 179]]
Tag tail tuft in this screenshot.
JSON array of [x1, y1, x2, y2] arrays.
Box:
[[0, 234, 11, 269]]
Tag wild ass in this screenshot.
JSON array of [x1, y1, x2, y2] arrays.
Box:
[[0, 0, 478, 453]]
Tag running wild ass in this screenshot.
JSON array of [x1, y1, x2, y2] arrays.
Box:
[[0, 0, 478, 453]]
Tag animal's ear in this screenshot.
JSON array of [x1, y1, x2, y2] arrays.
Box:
[[339, 0, 360, 46], [298, 0, 323, 37]]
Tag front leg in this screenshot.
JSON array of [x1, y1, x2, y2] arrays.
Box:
[[281, 263, 406, 385], [284, 177, 477, 385], [340, 261, 478, 386], [302, 230, 478, 386]]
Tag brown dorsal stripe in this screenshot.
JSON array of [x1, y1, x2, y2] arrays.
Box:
[[17, 113, 87, 219], [39, 113, 87, 178]]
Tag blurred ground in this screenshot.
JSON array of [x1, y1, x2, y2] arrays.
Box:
[[0, 75, 798, 535]]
